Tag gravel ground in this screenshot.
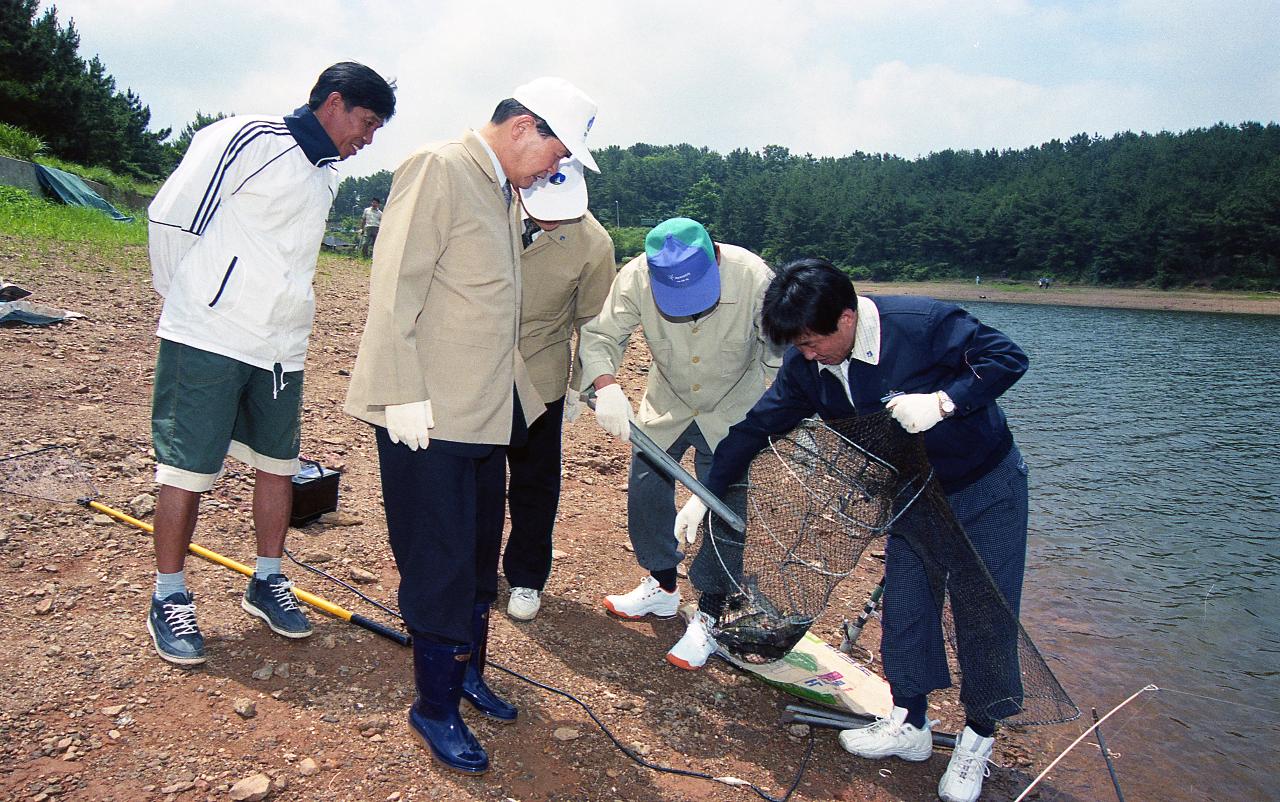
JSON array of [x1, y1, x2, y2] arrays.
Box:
[[0, 237, 1122, 802]]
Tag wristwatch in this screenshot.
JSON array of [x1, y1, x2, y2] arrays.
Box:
[[937, 391, 956, 418]]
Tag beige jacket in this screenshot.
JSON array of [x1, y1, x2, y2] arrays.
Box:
[[519, 212, 616, 403], [579, 243, 782, 450], [344, 131, 543, 443]]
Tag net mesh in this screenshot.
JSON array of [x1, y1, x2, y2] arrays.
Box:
[[0, 447, 97, 504], [703, 413, 1079, 727]]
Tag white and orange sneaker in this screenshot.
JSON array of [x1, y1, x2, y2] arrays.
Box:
[[666, 610, 717, 670], [603, 576, 680, 619]]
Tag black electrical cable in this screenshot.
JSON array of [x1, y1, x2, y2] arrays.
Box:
[[488, 660, 814, 802], [283, 546, 403, 622], [286, 551, 817, 802]]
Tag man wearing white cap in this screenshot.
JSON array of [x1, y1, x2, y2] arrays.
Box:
[[577, 217, 782, 665], [345, 77, 598, 775], [503, 159, 615, 622]]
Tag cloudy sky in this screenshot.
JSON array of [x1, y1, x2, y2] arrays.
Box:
[[39, 0, 1280, 179]]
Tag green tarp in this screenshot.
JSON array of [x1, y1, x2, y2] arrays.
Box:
[[35, 164, 133, 222]]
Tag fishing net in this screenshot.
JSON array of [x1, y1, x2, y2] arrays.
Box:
[[701, 413, 1079, 727], [0, 446, 97, 504]]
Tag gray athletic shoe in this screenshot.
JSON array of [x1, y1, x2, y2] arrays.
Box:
[[242, 574, 313, 638]]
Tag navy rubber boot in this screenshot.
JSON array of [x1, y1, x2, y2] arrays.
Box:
[[409, 635, 489, 774], [461, 603, 518, 723]]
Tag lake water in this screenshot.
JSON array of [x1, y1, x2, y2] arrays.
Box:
[[965, 301, 1280, 801]]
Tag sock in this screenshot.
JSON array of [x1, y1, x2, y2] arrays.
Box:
[[651, 567, 678, 593], [697, 592, 726, 621], [893, 693, 928, 729], [255, 556, 282, 580], [155, 570, 187, 600], [965, 717, 996, 739]]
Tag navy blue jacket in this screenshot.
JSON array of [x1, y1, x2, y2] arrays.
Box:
[[704, 295, 1028, 496]]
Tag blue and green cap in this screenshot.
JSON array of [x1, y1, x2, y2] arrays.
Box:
[[644, 217, 720, 316]]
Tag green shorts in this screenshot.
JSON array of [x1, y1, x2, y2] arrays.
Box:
[[151, 339, 303, 492]]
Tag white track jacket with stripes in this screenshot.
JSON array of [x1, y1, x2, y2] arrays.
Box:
[[148, 110, 340, 373]]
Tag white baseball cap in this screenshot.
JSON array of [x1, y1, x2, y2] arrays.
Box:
[[512, 77, 599, 172], [520, 158, 588, 221]]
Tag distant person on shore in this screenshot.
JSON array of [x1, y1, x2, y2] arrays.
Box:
[[577, 216, 781, 665], [359, 197, 382, 257], [144, 62, 396, 667], [503, 158, 615, 622], [685, 257, 1029, 802], [344, 77, 599, 774]]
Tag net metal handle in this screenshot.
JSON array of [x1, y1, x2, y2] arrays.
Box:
[[582, 388, 746, 534]]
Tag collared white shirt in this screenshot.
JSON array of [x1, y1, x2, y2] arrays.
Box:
[[819, 294, 881, 404]]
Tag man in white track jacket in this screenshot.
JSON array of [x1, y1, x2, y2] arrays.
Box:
[[144, 62, 396, 667]]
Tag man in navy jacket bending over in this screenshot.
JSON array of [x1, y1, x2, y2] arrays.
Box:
[[673, 257, 1029, 802]]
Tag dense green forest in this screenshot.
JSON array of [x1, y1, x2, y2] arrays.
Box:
[[332, 126, 1279, 289], [0, 1, 172, 179], [586, 129, 1280, 290], [595, 129, 1277, 289]]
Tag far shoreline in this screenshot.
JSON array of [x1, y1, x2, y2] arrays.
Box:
[[857, 280, 1280, 316]]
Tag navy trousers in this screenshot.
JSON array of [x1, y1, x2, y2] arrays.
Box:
[[880, 444, 1029, 721], [502, 396, 565, 591], [376, 428, 506, 643]]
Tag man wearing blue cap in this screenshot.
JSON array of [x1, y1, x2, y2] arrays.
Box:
[[578, 217, 781, 663]]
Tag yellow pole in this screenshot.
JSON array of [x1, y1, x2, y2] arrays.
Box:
[[87, 499, 409, 645]]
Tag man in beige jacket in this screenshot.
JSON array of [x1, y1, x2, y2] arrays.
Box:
[[504, 158, 615, 622], [578, 217, 781, 660], [344, 77, 599, 775]]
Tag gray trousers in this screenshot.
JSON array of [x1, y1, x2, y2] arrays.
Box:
[[626, 422, 714, 572]]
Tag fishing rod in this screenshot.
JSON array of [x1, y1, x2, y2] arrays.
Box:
[[583, 389, 746, 533], [81, 497, 409, 646]]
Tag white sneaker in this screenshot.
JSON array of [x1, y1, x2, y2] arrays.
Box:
[[938, 726, 995, 802], [666, 611, 717, 670], [838, 706, 934, 761], [603, 576, 680, 619], [507, 587, 541, 621]]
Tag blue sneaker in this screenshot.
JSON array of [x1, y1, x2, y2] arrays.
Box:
[[147, 591, 207, 666], [242, 574, 313, 638]]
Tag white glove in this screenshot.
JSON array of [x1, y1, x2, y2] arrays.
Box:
[[886, 392, 944, 434], [562, 390, 583, 423], [384, 400, 434, 450], [674, 496, 708, 546], [593, 383, 632, 441]]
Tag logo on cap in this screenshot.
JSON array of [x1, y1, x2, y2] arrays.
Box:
[[549, 172, 567, 186], [585, 115, 595, 136]]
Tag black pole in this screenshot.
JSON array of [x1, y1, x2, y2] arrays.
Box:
[[352, 613, 412, 646], [1091, 707, 1127, 802], [784, 704, 958, 749]]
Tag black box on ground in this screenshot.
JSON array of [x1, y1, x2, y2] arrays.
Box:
[[290, 459, 340, 527]]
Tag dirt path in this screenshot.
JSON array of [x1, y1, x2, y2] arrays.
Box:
[[2, 238, 1099, 802]]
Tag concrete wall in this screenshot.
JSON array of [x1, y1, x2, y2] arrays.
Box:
[[0, 154, 153, 214]]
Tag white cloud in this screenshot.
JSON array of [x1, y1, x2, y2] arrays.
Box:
[[38, 0, 1280, 177]]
